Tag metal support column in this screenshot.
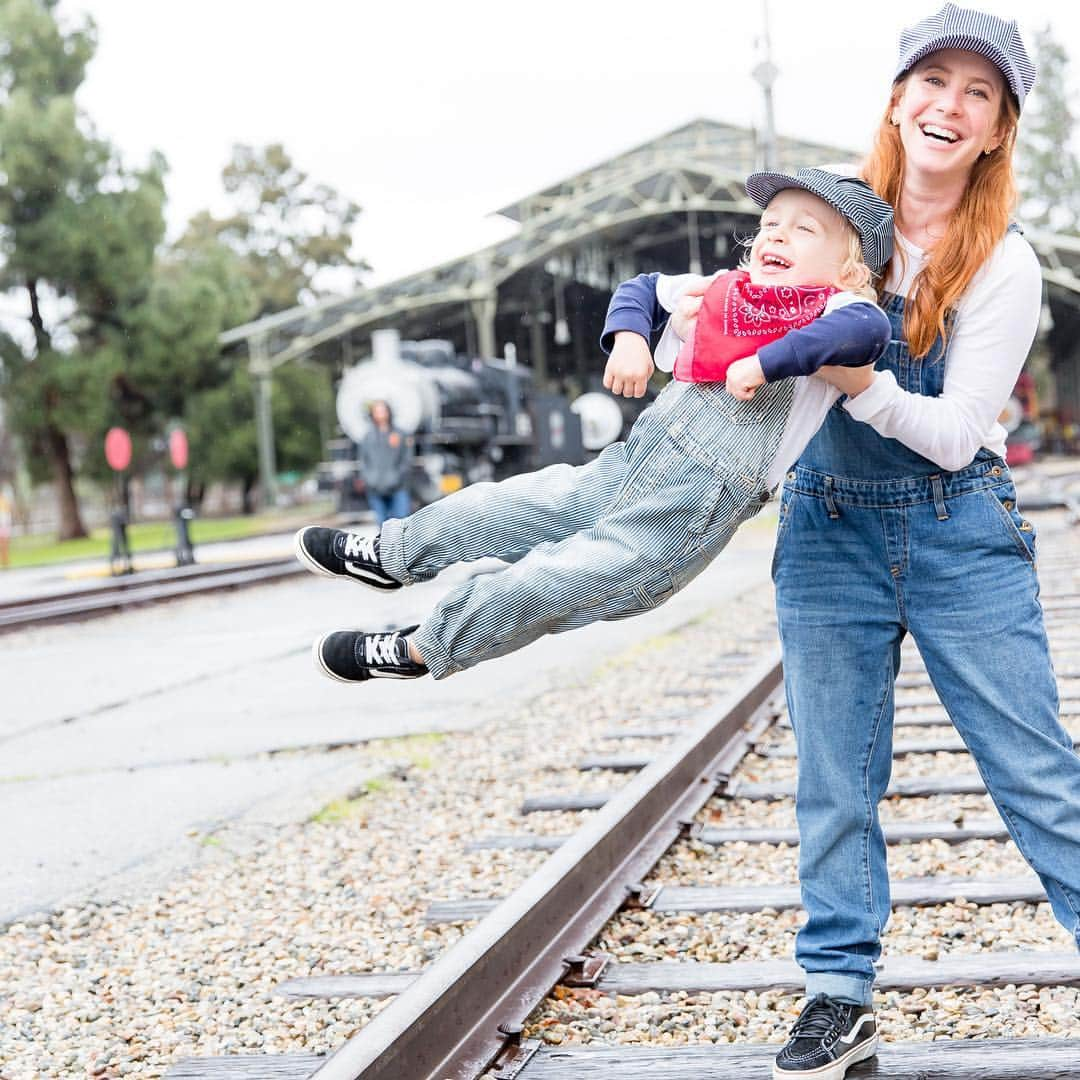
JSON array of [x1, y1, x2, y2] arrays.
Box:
[[249, 333, 278, 509], [471, 289, 498, 359], [688, 209, 703, 276], [529, 278, 549, 383]]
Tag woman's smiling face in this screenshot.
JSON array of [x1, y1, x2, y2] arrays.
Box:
[[893, 48, 1007, 180]]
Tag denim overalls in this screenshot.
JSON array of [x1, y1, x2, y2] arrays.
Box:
[[381, 377, 792, 678], [773, 289, 1080, 1005]]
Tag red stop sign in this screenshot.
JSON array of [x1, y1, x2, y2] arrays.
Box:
[[104, 427, 132, 472], [169, 428, 189, 470]]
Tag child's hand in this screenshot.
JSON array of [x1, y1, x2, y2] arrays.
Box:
[[603, 332, 655, 398], [670, 279, 709, 339], [726, 355, 765, 400], [814, 364, 875, 398]]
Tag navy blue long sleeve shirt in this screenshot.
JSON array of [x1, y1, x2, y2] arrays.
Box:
[[600, 272, 892, 381]]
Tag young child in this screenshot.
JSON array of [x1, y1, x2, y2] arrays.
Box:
[[294, 168, 893, 682]]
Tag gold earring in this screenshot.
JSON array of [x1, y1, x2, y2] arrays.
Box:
[[984, 144, 996, 155]]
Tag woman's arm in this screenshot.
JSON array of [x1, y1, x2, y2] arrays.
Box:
[[833, 235, 1042, 471]]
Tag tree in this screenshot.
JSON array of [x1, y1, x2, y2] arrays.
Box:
[[1017, 26, 1080, 234], [0, 1, 258, 537], [178, 143, 367, 507], [185, 361, 333, 513], [181, 143, 369, 317], [0, 0, 169, 537]]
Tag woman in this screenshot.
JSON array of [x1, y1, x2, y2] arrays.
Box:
[[605, 7, 1080, 1078], [358, 400, 412, 527], [771, 7, 1080, 1078]]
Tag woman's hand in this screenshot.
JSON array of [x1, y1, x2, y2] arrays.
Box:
[[603, 332, 655, 397], [814, 364, 876, 398]]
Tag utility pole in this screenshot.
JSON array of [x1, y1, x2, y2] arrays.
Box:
[[249, 333, 278, 509], [752, 0, 779, 172]]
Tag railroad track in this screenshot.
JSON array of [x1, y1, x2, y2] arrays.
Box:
[[0, 557, 305, 633], [167, 512, 1080, 1080]]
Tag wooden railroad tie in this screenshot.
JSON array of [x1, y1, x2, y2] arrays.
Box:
[[423, 873, 1047, 923], [523, 773, 994, 813], [273, 950, 1080, 1001], [467, 816, 1009, 852], [164, 1037, 1080, 1077]]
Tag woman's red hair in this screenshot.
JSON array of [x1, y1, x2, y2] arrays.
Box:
[[861, 77, 1021, 358]]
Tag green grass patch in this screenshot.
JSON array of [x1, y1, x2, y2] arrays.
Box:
[[6, 500, 334, 569], [311, 775, 393, 824], [310, 735, 448, 825]]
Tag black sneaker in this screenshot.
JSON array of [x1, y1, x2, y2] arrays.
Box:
[[772, 994, 877, 1080], [313, 626, 428, 683], [293, 527, 402, 591]]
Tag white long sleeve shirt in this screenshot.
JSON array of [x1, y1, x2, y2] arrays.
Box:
[[842, 229, 1043, 471]]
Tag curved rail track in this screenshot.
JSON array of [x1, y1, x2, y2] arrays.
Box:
[[163, 509, 1080, 1080], [0, 557, 304, 633]]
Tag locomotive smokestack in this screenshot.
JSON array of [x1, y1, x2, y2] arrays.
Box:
[[372, 328, 402, 365]]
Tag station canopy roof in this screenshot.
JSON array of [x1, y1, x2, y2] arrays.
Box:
[[219, 117, 1080, 371]]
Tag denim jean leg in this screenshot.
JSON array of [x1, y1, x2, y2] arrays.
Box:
[[379, 440, 628, 585], [774, 492, 904, 1002], [906, 490, 1080, 943], [412, 414, 751, 678]]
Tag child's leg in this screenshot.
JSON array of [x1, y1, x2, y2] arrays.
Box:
[[378, 439, 628, 585], [409, 442, 764, 678]]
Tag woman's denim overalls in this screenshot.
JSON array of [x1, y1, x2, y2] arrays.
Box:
[[773, 290, 1080, 1005]]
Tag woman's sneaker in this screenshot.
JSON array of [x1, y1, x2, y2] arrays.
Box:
[[313, 627, 428, 683], [293, 527, 401, 591], [772, 994, 877, 1080]]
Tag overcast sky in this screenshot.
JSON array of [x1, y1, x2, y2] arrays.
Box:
[[67, 0, 1080, 291]]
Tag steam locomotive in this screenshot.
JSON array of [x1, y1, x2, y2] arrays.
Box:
[[321, 330, 630, 510]]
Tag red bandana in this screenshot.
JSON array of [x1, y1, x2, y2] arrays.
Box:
[[674, 270, 837, 383]]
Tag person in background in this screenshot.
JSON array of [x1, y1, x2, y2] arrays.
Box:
[[358, 400, 412, 527]]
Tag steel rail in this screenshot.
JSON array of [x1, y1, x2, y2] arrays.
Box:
[[0, 558, 304, 632], [307, 650, 783, 1080]]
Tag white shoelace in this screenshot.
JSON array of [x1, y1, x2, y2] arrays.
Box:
[[364, 631, 401, 666], [344, 533, 377, 562]]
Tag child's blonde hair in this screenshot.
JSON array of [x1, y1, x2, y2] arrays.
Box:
[[739, 221, 877, 302]]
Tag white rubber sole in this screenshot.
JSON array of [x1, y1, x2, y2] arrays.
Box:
[[772, 1034, 878, 1080], [293, 527, 343, 580], [312, 633, 356, 683]]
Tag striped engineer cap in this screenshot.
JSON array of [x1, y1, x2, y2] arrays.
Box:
[[744, 168, 895, 274], [895, 3, 1036, 110]]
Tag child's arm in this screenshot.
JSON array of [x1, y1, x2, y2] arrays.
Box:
[[600, 273, 669, 354], [726, 300, 891, 401], [756, 301, 892, 381], [603, 332, 655, 398]]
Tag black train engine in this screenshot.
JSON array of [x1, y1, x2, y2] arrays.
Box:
[[324, 330, 624, 510]]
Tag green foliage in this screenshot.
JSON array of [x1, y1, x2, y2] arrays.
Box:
[[0, 0, 262, 529], [1, 4, 364, 525], [185, 361, 333, 499], [180, 143, 369, 317], [1017, 26, 1080, 233]]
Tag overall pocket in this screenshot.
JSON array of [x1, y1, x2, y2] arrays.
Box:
[[981, 485, 1037, 565]]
